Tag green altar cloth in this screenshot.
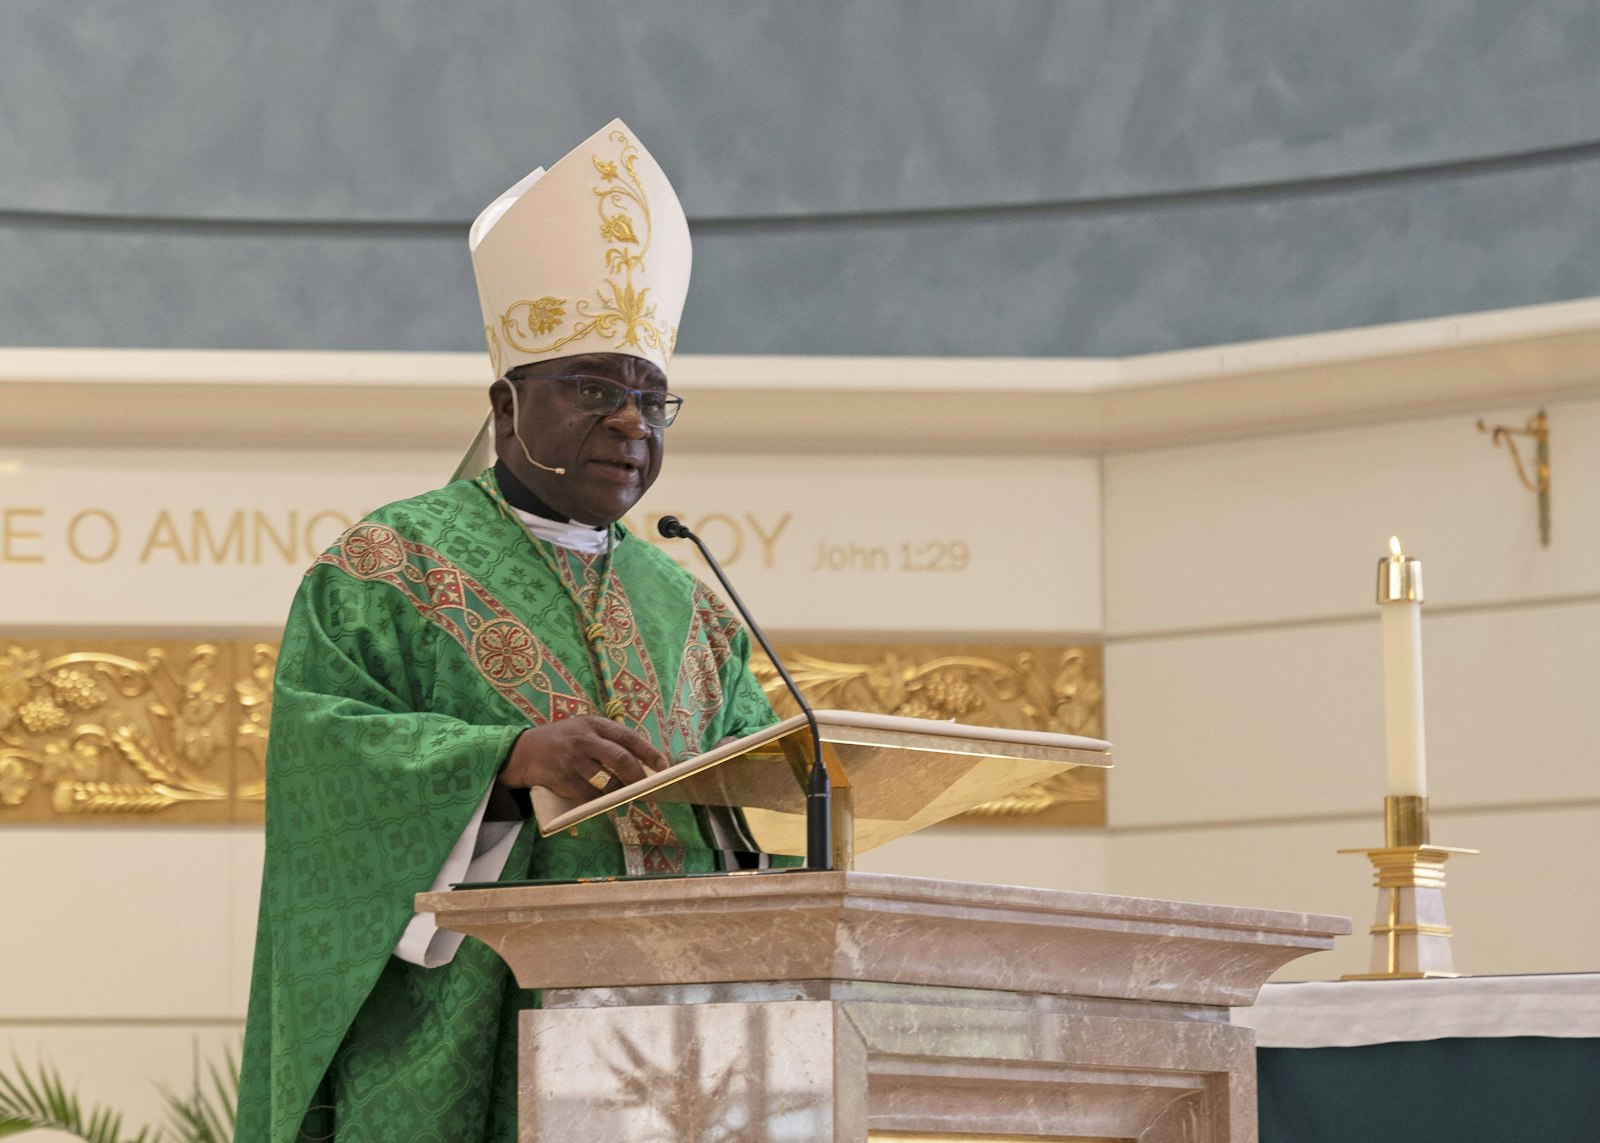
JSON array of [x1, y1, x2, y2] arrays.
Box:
[[1244, 974, 1600, 1143], [1260, 1037, 1600, 1142]]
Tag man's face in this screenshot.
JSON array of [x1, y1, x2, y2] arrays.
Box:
[[490, 352, 667, 526]]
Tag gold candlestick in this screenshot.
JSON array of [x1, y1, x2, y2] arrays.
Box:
[[1339, 795, 1476, 979]]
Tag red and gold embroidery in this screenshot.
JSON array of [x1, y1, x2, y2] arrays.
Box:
[[551, 548, 666, 742], [611, 801, 688, 875], [314, 523, 588, 727], [341, 524, 406, 578], [317, 514, 741, 878], [665, 583, 739, 747], [470, 619, 542, 685]]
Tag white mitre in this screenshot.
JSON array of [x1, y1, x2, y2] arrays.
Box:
[[468, 118, 692, 379]]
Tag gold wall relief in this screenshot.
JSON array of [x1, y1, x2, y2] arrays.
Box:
[[0, 638, 1104, 827], [751, 643, 1106, 827], [0, 640, 272, 823]]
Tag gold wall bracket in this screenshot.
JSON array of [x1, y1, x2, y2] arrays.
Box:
[[1477, 408, 1551, 547], [1339, 796, 1477, 979]]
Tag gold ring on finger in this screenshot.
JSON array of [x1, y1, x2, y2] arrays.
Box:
[[585, 768, 613, 792]]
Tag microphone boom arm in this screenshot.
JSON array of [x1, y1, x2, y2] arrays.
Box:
[[657, 516, 832, 870]]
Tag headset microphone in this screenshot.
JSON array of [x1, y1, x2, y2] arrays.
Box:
[[501, 380, 567, 476]]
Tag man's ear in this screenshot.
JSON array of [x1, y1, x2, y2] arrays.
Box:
[[489, 378, 515, 436]]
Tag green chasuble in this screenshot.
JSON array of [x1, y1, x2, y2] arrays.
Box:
[[236, 471, 779, 1143]]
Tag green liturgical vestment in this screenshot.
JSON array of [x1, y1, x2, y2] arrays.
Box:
[[236, 472, 779, 1143]]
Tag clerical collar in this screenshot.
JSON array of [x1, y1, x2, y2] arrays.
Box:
[[494, 460, 609, 554], [495, 460, 566, 519]]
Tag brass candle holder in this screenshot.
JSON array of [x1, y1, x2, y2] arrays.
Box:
[[1339, 795, 1476, 979]]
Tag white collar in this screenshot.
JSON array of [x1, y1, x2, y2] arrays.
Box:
[[508, 504, 611, 554]]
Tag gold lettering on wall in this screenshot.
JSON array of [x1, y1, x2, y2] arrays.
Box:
[[138, 510, 189, 564], [66, 509, 120, 563], [0, 639, 1104, 826], [0, 507, 364, 567], [621, 510, 798, 571], [2, 508, 45, 564], [192, 510, 247, 564]]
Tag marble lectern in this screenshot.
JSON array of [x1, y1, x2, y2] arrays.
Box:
[[420, 871, 1349, 1142]]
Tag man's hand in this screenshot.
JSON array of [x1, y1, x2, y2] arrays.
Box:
[[500, 718, 668, 800]]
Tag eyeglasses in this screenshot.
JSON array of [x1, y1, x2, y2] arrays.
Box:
[[547, 374, 684, 429]]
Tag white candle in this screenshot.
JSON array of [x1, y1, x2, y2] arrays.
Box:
[[1378, 536, 1426, 797]]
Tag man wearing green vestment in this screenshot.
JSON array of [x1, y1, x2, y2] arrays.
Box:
[[237, 119, 781, 1142]]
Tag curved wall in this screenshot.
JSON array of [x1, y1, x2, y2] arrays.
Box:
[[2, 0, 1599, 354]]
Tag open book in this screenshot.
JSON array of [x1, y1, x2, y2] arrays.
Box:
[[530, 709, 1112, 857]]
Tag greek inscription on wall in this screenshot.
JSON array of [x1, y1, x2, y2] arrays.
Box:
[[0, 507, 359, 566]]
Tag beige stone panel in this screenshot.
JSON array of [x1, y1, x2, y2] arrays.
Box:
[[523, 1001, 860, 1141], [651, 452, 1104, 637], [0, 444, 455, 629], [0, 827, 238, 1019], [1104, 803, 1600, 980], [853, 824, 1108, 894], [227, 828, 266, 1014], [0, 1022, 242, 1139], [527, 994, 1256, 1141], [1105, 818, 1390, 982], [1435, 803, 1600, 979], [1107, 600, 1600, 831], [1, 442, 1102, 636], [1103, 393, 1600, 636], [1423, 601, 1600, 806], [1104, 623, 1383, 829]]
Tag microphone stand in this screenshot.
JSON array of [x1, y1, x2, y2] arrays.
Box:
[[657, 516, 832, 870]]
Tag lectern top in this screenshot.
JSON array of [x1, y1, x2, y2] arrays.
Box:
[[529, 708, 1112, 856]]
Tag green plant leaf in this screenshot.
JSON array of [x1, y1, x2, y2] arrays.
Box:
[[158, 1042, 238, 1143], [0, 1055, 154, 1143]]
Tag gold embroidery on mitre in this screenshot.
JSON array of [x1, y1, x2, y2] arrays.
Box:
[[498, 130, 679, 362], [485, 323, 504, 379]]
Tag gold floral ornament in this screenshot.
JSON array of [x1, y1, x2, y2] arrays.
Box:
[[0, 755, 32, 806], [496, 133, 674, 359], [752, 643, 1107, 825], [0, 641, 273, 822], [0, 646, 41, 733], [598, 213, 639, 246], [232, 644, 274, 801], [42, 738, 101, 782], [471, 619, 541, 685], [504, 296, 567, 340], [470, 118, 692, 381]]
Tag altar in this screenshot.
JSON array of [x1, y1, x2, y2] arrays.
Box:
[[1235, 974, 1600, 1142]]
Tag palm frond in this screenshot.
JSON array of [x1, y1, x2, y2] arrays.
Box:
[[157, 1042, 238, 1143], [0, 1056, 158, 1143]]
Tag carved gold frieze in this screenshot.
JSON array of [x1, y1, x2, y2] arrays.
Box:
[[752, 643, 1106, 827], [0, 640, 272, 823], [0, 638, 1105, 827]]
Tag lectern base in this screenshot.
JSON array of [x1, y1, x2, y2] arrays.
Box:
[[527, 981, 1253, 1141], [419, 871, 1350, 1143]]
